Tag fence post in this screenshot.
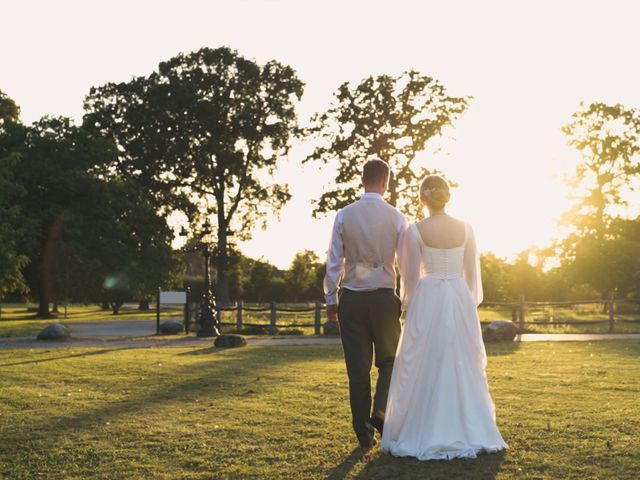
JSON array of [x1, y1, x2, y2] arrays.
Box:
[[236, 300, 244, 330], [156, 287, 161, 335], [269, 302, 277, 334], [608, 291, 615, 333], [518, 294, 526, 334], [314, 302, 322, 335], [184, 287, 191, 335]]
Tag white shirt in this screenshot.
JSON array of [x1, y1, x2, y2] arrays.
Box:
[[324, 192, 408, 305]]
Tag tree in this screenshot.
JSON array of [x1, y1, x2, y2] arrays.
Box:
[[610, 218, 640, 297], [108, 180, 183, 312], [0, 116, 117, 316], [246, 260, 286, 303], [560, 102, 640, 241], [480, 253, 509, 302], [0, 89, 19, 128], [0, 90, 27, 296], [503, 251, 547, 301], [304, 71, 470, 218], [84, 47, 305, 304], [555, 102, 640, 298], [0, 116, 179, 316], [0, 152, 28, 296], [286, 250, 324, 301], [563, 217, 640, 299]]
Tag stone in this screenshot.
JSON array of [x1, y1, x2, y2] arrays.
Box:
[[214, 334, 247, 348], [483, 320, 518, 342], [159, 320, 185, 335], [323, 321, 340, 336], [37, 323, 71, 340]]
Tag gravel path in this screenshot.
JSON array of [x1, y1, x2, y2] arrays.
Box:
[[70, 319, 158, 337]]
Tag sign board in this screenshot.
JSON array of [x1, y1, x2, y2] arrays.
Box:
[[159, 291, 187, 304]]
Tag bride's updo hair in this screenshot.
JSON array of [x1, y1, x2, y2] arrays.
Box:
[[420, 174, 451, 209]]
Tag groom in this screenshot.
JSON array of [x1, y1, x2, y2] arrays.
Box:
[[324, 159, 407, 449]]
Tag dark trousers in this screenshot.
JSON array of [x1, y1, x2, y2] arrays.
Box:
[[338, 288, 402, 444]]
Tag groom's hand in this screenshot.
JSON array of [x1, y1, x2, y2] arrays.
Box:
[[326, 304, 339, 324]]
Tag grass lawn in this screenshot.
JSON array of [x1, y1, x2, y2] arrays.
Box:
[[1, 341, 639, 479]]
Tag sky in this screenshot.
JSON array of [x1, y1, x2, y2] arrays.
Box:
[[2, 0, 639, 268]]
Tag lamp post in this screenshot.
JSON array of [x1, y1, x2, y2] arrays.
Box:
[[180, 221, 219, 337]]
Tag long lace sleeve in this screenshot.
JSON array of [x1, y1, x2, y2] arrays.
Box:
[[398, 224, 423, 310], [463, 223, 483, 306]]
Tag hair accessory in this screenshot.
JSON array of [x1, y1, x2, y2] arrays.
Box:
[[422, 187, 445, 195]]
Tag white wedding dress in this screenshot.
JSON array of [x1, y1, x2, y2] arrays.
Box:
[[380, 222, 508, 460]]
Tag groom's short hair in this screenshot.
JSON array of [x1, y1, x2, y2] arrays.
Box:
[[362, 159, 390, 185]]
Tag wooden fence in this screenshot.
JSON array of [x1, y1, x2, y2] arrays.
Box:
[[213, 300, 324, 335], [482, 293, 640, 333], [194, 293, 640, 335]]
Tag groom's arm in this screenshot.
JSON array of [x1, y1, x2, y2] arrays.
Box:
[[324, 211, 345, 324]]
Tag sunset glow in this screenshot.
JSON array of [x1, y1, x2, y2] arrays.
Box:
[[3, 0, 639, 268]]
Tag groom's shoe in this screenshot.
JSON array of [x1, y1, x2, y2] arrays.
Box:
[[369, 416, 384, 436], [358, 436, 377, 450]]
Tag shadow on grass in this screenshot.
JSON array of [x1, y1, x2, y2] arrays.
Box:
[[326, 447, 369, 480], [351, 449, 507, 480], [485, 342, 521, 356], [177, 346, 227, 356], [3, 346, 336, 444], [0, 347, 140, 367]]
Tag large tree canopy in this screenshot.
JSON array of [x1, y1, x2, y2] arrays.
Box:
[[0, 152, 28, 296], [304, 70, 470, 218], [0, 116, 179, 316], [560, 102, 640, 241], [0, 116, 116, 315], [554, 102, 640, 297], [565, 217, 640, 298], [84, 46, 304, 304], [0, 90, 27, 296]]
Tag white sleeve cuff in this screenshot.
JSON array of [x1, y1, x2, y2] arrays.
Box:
[[325, 294, 338, 305]]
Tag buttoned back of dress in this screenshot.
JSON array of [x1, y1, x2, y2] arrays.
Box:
[[412, 223, 467, 279]]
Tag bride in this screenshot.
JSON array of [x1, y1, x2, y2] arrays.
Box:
[[380, 175, 508, 460]]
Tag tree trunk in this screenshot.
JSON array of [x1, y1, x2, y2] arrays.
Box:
[[602, 291, 609, 314], [214, 190, 231, 307], [52, 301, 59, 314], [216, 272, 231, 307], [216, 224, 231, 306], [386, 158, 398, 207], [36, 237, 52, 318], [37, 290, 51, 318], [110, 300, 123, 315], [138, 299, 150, 311], [595, 174, 606, 241]]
